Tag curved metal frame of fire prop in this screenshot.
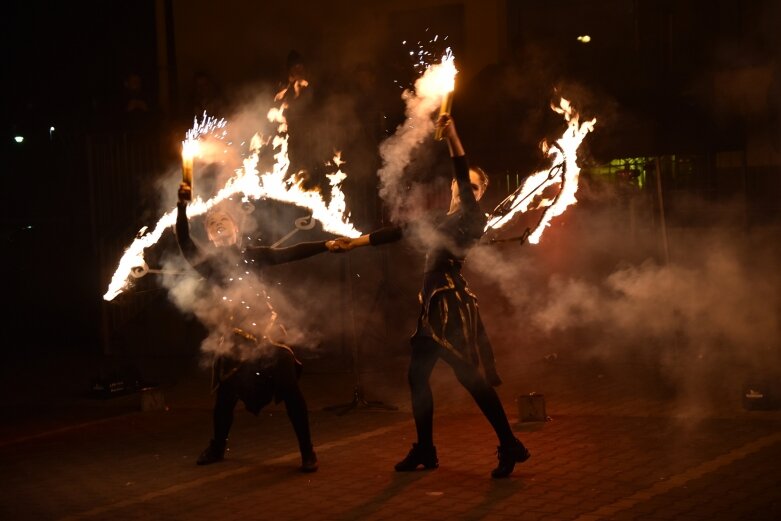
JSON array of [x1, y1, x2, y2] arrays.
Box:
[[483, 98, 597, 246], [485, 144, 566, 246]]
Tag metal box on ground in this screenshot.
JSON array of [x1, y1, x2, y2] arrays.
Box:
[[518, 393, 546, 422], [140, 387, 166, 411]]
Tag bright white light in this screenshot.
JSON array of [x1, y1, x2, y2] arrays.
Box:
[[577, 35, 592, 43], [14, 136, 24, 143]]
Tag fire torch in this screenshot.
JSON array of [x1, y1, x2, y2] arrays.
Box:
[[181, 139, 197, 201]]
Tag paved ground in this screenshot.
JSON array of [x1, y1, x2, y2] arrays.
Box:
[[0, 349, 779, 521]]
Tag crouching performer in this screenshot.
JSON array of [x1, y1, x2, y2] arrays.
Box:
[[175, 182, 332, 472]]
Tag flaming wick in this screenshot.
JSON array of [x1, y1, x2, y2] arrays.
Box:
[[181, 139, 197, 200], [431, 48, 456, 141]]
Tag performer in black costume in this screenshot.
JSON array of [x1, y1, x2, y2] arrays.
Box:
[[333, 114, 530, 478], [175, 183, 338, 472]]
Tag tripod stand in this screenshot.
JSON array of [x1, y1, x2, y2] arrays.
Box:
[[323, 252, 398, 415]]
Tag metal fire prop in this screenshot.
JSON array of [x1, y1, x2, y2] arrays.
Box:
[[484, 98, 596, 245], [486, 143, 565, 245]]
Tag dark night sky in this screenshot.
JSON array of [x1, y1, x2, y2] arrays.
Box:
[[3, 2, 160, 353], [4, 1, 158, 133]]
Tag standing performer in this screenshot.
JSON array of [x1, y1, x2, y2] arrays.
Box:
[[332, 114, 530, 478], [175, 183, 335, 472]]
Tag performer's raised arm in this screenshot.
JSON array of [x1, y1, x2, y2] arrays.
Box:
[[175, 182, 202, 265]]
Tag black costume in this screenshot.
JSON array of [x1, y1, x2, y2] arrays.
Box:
[[369, 155, 530, 478], [176, 201, 326, 470]]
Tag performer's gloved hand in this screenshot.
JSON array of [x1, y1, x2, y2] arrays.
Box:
[[436, 113, 457, 140], [178, 182, 192, 204], [436, 113, 464, 157], [326, 237, 352, 253]]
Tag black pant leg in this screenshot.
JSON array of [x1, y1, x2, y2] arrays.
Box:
[[213, 382, 239, 443], [408, 337, 440, 447], [284, 386, 313, 454], [275, 350, 313, 455], [442, 350, 516, 446]]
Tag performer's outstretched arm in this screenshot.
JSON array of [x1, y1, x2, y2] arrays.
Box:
[[326, 225, 403, 253], [247, 240, 328, 266]]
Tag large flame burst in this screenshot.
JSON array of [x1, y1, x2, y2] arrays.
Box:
[[103, 102, 360, 301], [485, 98, 596, 244]]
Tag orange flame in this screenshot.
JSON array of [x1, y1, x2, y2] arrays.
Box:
[[417, 48, 456, 102], [485, 98, 596, 243]]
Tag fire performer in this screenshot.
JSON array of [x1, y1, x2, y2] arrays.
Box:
[[331, 114, 530, 478], [175, 182, 341, 472], [275, 49, 321, 188]]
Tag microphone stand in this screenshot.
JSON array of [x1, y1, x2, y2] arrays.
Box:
[[324, 251, 397, 415]]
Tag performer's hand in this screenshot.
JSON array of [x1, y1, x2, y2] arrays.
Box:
[[326, 237, 352, 253], [178, 182, 192, 204], [436, 113, 464, 157], [436, 113, 458, 141]]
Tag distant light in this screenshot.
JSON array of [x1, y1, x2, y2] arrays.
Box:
[[49, 126, 55, 140], [14, 135, 24, 143], [50, 126, 55, 132], [577, 35, 591, 43]]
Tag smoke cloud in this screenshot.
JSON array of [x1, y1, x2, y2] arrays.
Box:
[[467, 183, 780, 416]]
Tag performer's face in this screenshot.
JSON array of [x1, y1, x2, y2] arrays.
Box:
[[451, 169, 486, 205], [205, 211, 239, 247]]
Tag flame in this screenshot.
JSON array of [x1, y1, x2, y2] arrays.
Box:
[[104, 99, 360, 301], [485, 97, 596, 244], [181, 139, 199, 161], [377, 47, 459, 217], [416, 48, 456, 101], [235, 111, 359, 239]]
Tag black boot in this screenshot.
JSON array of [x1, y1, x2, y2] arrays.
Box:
[[300, 449, 318, 473], [196, 439, 226, 466], [491, 438, 530, 478], [394, 443, 438, 471]]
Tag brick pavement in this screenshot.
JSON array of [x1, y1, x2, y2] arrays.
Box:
[[0, 354, 779, 521]]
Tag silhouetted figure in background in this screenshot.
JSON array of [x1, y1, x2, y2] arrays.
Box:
[[275, 50, 324, 190], [189, 70, 227, 120], [337, 61, 388, 227], [119, 70, 158, 134]]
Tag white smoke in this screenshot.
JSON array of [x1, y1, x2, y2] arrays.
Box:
[[468, 190, 781, 416], [377, 65, 446, 221]]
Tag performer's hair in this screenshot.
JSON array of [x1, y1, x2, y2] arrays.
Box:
[[471, 166, 490, 190], [205, 203, 236, 225]]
